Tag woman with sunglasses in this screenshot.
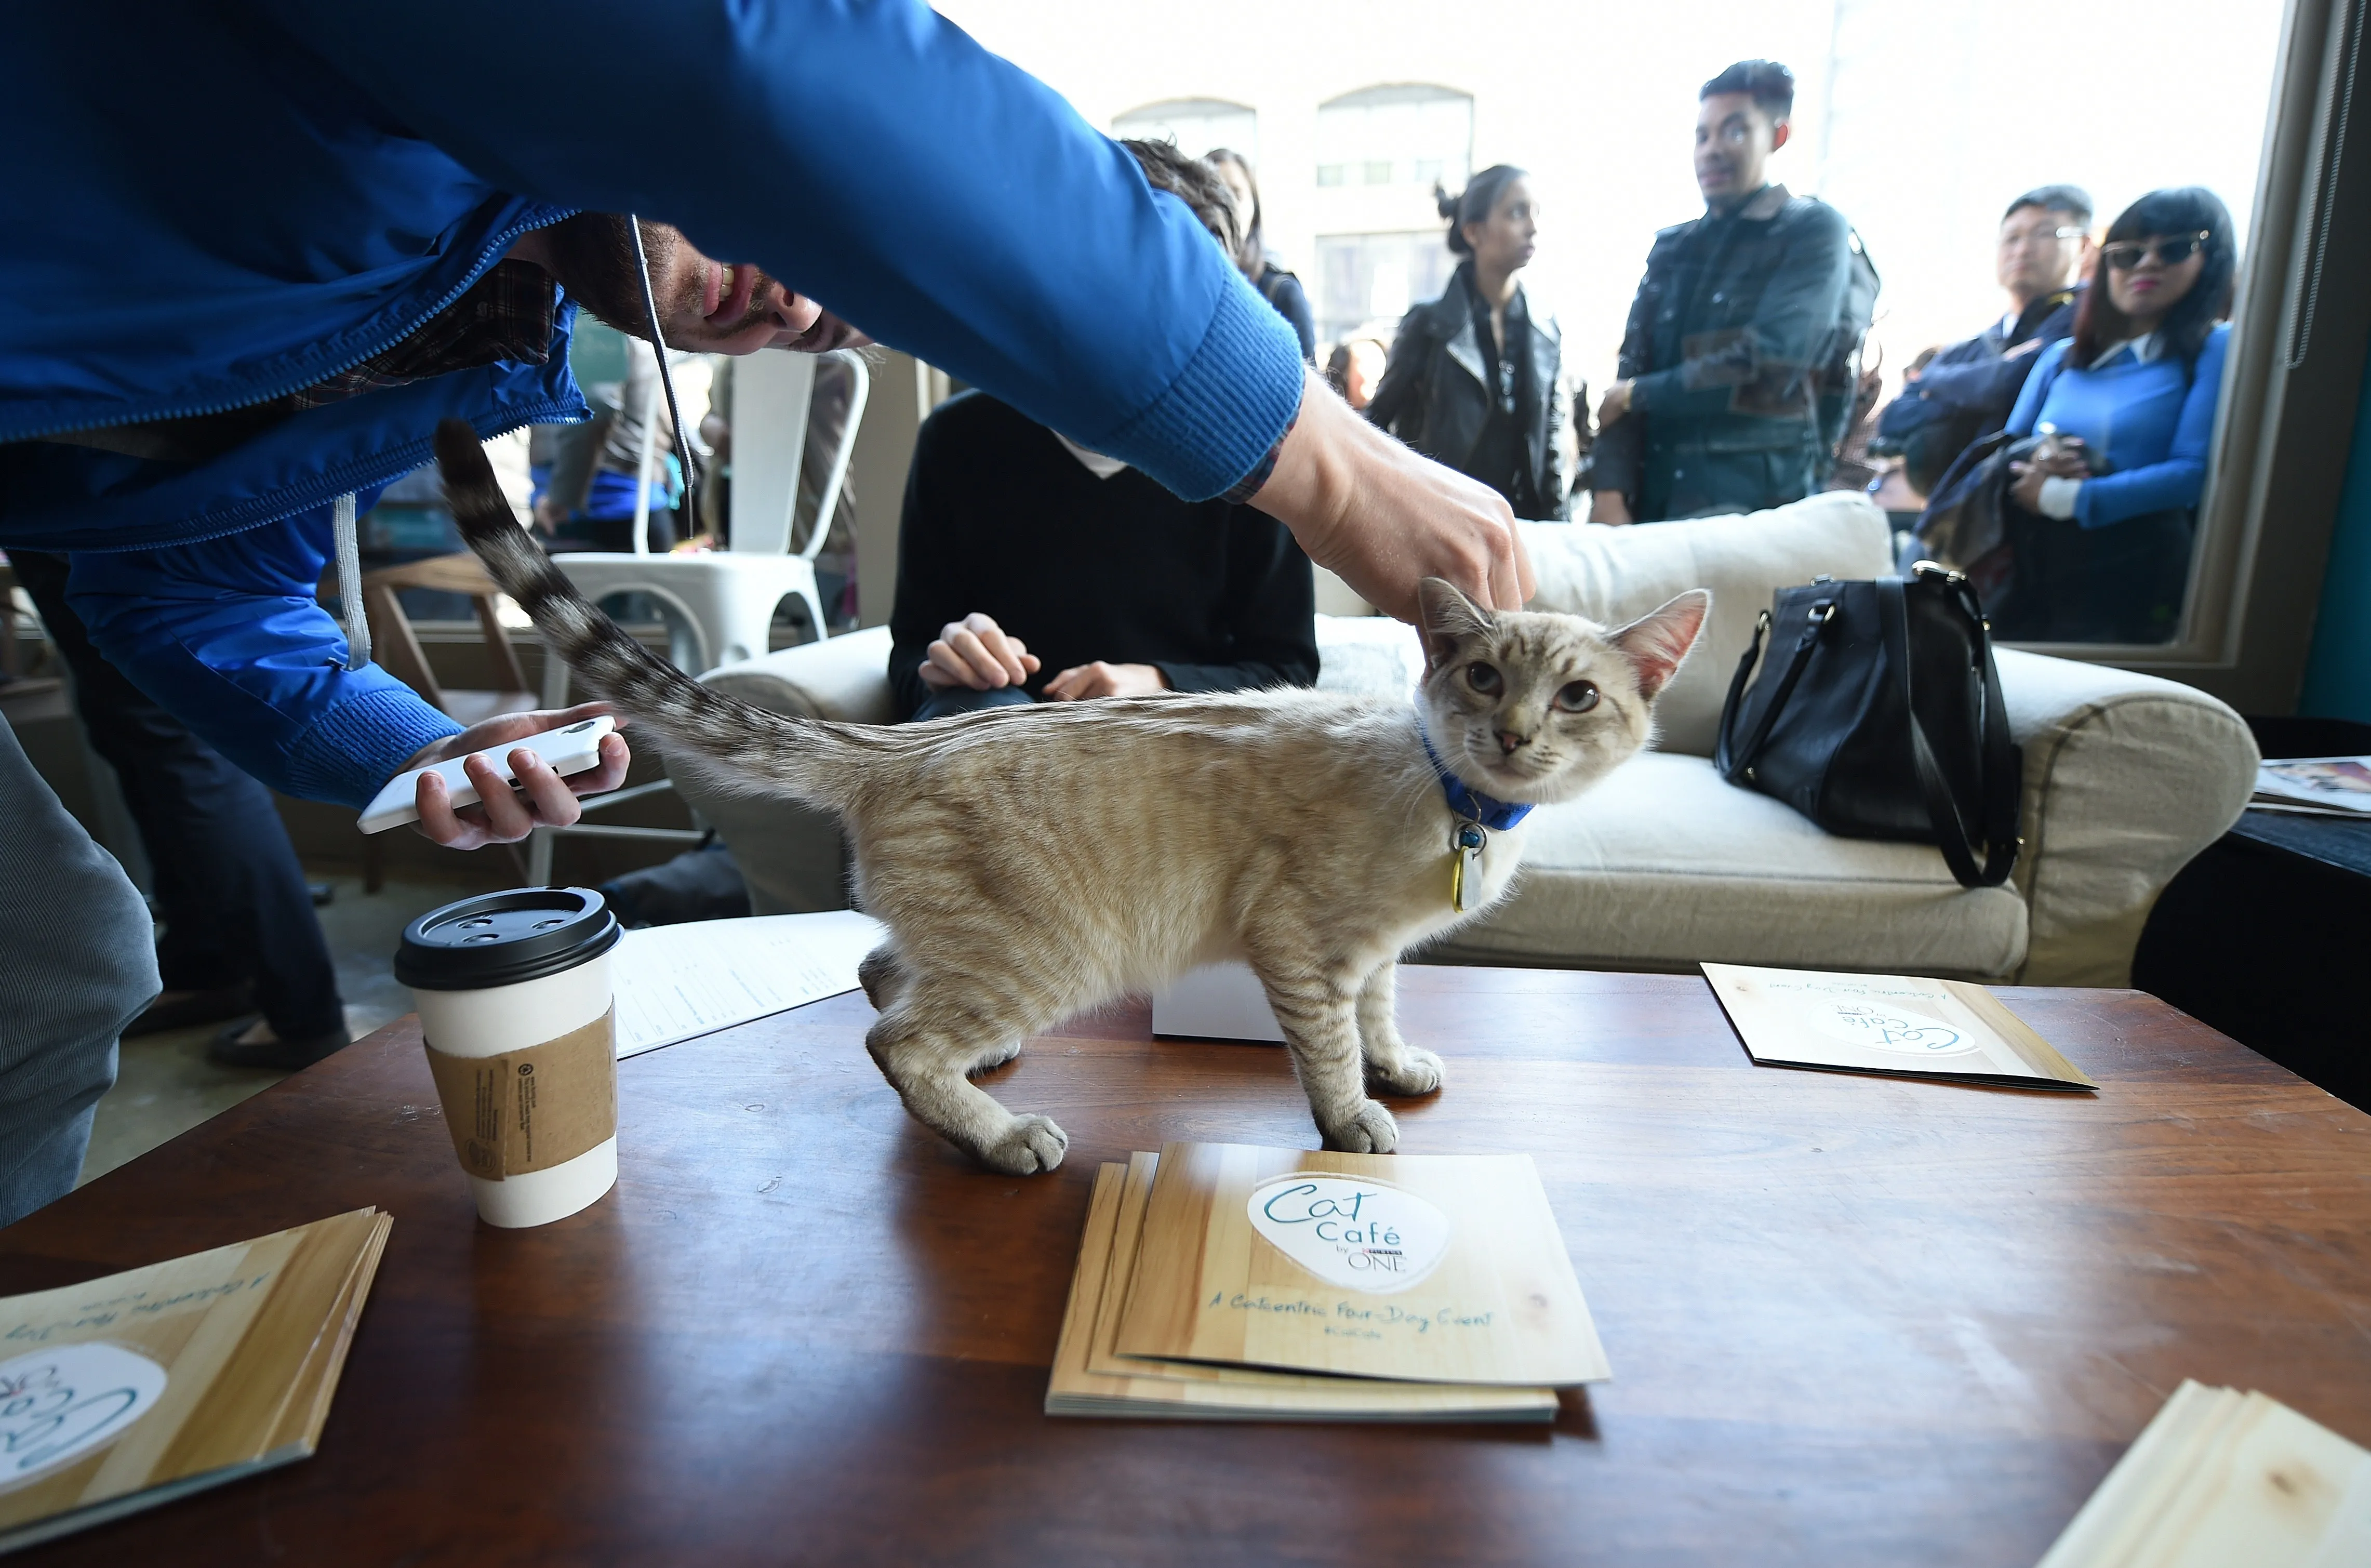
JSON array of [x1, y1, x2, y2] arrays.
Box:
[[1996, 187, 2236, 642]]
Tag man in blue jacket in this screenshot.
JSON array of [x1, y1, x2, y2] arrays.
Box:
[[1589, 60, 1863, 523], [0, 1, 1530, 1224]]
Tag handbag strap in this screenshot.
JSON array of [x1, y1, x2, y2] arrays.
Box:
[[1875, 575, 2019, 889], [1715, 596, 1834, 782]]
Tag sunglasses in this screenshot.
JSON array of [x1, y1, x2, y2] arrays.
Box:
[[2001, 225, 2086, 246], [2103, 232, 2212, 270]]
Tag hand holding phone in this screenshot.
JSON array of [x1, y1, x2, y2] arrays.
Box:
[[360, 716, 618, 834]]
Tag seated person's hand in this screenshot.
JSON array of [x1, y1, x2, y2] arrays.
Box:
[[1044, 661, 1169, 701], [920, 612, 1042, 690], [2008, 437, 2092, 512], [402, 701, 631, 849], [531, 495, 567, 536]]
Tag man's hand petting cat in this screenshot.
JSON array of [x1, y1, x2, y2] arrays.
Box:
[[920, 612, 1043, 690], [1044, 661, 1169, 701], [403, 702, 631, 849], [1250, 364, 1535, 622]]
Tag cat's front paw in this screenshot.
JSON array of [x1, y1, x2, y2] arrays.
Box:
[[979, 1113, 1068, 1175], [1369, 1045, 1446, 1097], [1321, 1099, 1400, 1155]]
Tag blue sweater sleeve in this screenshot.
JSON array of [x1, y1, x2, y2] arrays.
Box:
[[249, 0, 1303, 503], [64, 502, 463, 807], [2075, 327, 2231, 529]]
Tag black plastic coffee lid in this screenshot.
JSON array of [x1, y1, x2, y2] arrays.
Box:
[[395, 887, 621, 992]]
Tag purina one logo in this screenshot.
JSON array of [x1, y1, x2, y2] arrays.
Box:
[[1246, 1175, 1451, 1294]]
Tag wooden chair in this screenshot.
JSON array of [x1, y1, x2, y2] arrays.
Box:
[[355, 553, 537, 726], [338, 553, 536, 891]]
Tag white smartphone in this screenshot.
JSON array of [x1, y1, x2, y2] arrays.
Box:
[[357, 716, 617, 835]]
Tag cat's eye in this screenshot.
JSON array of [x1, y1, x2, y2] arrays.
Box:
[[1466, 663, 1502, 695], [1555, 681, 1600, 713]]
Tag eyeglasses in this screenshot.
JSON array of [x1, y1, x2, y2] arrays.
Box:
[[2001, 225, 2085, 246], [2102, 232, 2212, 270]]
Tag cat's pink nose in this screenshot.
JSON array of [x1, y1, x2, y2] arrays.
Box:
[[1496, 729, 1529, 754]]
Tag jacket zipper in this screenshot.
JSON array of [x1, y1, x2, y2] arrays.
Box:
[[11, 209, 573, 445]]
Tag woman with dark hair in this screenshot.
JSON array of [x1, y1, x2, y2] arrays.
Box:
[[1206, 149, 1315, 362], [1365, 166, 1566, 519], [1996, 186, 2236, 642]]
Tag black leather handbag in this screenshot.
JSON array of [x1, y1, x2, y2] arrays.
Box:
[[1713, 562, 2021, 888]]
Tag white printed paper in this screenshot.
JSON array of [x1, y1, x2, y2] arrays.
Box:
[[609, 911, 886, 1059], [0, 1343, 168, 1489], [1246, 1174, 1453, 1295]]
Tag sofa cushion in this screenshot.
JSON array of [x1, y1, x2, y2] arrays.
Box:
[[1518, 493, 1895, 757], [1426, 750, 2030, 979], [703, 624, 899, 724]]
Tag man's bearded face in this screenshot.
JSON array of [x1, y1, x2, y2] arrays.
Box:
[[540, 214, 868, 356]]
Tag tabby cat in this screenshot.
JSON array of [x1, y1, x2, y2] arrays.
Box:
[[434, 421, 1707, 1174]]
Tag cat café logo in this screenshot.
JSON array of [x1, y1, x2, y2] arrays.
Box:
[[1806, 998, 1977, 1057], [0, 1343, 169, 1489], [1246, 1174, 1451, 1295]]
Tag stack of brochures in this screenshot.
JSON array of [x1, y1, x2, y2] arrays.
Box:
[[0, 1208, 392, 1552], [1046, 1141, 1608, 1422], [2250, 755, 2371, 818], [2035, 1380, 2371, 1565]]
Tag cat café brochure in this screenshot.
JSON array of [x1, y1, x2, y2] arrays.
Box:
[[1702, 962, 2096, 1092], [2035, 1380, 2371, 1566], [0, 1208, 391, 1553], [1044, 1140, 1607, 1420]]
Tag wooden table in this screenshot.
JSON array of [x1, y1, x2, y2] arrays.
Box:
[[8, 969, 2369, 1566]]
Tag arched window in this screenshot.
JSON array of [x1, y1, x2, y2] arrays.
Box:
[[1311, 85, 1474, 344], [1314, 85, 1472, 192], [1111, 98, 1257, 163]]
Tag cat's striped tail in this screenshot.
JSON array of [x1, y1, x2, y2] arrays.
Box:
[[432, 418, 863, 807]]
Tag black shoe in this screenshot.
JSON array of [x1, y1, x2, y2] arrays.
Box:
[[125, 985, 256, 1038], [208, 1018, 351, 1072], [308, 882, 336, 907]]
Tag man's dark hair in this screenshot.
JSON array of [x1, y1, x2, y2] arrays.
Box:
[[2004, 184, 2094, 228], [1120, 138, 1241, 261], [1700, 60, 1795, 119]]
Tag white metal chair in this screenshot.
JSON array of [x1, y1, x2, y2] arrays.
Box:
[[529, 348, 870, 885]]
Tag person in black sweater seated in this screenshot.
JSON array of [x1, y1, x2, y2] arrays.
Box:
[[888, 141, 1318, 722]]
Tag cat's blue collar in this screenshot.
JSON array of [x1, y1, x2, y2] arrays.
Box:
[[1418, 726, 1534, 831]]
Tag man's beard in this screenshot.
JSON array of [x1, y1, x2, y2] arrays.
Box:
[[538, 213, 678, 341], [535, 211, 866, 352]]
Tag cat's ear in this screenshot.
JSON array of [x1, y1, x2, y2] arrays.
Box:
[[1416, 577, 1493, 671], [1608, 589, 1710, 700]]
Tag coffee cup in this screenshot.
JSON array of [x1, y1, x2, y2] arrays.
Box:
[[395, 888, 622, 1228]]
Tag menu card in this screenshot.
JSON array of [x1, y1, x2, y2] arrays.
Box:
[[0, 1209, 391, 1553], [1702, 962, 2096, 1091], [1109, 1142, 1608, 1388], [1047, 1156, 1557, 1421], [2036, 1380, 2371, 1566]]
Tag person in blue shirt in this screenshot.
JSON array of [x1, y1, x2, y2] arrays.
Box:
[[0, 1, 1532, 1225], [1997, 188, 2237, 643]]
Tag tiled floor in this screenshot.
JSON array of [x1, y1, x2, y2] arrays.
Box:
[[76, 872, 478, 1185]]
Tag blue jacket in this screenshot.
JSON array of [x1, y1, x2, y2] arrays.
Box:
[[1, 0, 1302, 805], [2005, 324, 2231, 529]]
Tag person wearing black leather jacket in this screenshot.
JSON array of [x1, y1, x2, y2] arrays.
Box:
[[1872, 187, 2091, 497], [1366, 166, 1567, 520], [1592, 61, 1860, 523]]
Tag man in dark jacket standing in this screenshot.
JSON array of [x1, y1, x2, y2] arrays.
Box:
[[1591, 60, 1863, 523], [1871, 186, 2092, 497]]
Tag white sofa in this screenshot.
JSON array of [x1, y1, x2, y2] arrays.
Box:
[[681, 492, 2257, 986]]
